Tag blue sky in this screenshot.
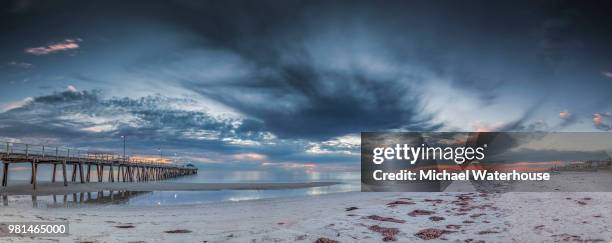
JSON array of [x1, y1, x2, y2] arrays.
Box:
[[0, 0, 611, 172]]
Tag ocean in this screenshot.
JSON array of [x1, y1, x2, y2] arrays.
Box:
[[1, 166, 360, 207]]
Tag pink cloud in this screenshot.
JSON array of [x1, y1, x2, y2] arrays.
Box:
[[261, 161, 319, 172], [559, 110, 571, 119], [471, 121, 505, 132], [594, 113, 603, 126], [1, 97, 33, 112], [603, 71, 612, 78], [25, 38, 81, 55], [231, 153, 267, 161]]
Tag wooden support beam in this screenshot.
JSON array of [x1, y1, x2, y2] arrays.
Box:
[[96, 165, 100, 182], [120, 166, 124, 182], [52, 163, 57, 183], [71, 164, 77, 182], [108, 165, 113, 182], [136, 167, 141, 182], [79, 163, 84, 183], [2, 161, 8, 187], [30, 162, 34, 184], [124, 166, 128, 182], [127, 166, 132, 182], [98, 164, 104, 182], [62, 160, 68, 187], [86, 164, 91, 182], [31, 160, 37, 190]]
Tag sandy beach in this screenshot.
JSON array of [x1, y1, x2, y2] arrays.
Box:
[[0, 190, 610, 242], [1, 170, 611, 242]]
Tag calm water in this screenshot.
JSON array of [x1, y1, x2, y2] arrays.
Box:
[[1, 167, 360, 207], [132, 170, 360, 206]]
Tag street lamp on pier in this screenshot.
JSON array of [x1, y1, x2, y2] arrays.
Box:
[[121, 136, 126, 163]]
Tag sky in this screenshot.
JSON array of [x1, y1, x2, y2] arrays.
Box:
[[0, 0, 611, 172]]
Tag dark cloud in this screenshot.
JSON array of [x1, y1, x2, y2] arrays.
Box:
[[141, 0, 612, 136], [187, 56, 442, 140], [2, 0, 612, 170], [0, 89, 360, 169], [0, 90, 265, 151]]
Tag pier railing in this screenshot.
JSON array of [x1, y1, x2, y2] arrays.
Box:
[[2, 141, 185, 167]]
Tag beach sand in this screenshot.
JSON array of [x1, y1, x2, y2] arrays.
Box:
[[0, 191, 610, 242], [1, 171, 611, 242]]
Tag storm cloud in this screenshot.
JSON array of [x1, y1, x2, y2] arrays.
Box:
[[1, 0, 611, 170]]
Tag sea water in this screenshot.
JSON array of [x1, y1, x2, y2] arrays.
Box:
[[1, 168, 360, 207]]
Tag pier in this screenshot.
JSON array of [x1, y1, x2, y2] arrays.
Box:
[[1, 141, 198, 190]]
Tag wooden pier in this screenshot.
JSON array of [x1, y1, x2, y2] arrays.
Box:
[[1, 142, 198, 190]]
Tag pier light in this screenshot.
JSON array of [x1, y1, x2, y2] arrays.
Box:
[[121, 136, 127, 162]]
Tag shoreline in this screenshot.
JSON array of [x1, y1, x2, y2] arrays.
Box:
[[0, 181, 340, 196]]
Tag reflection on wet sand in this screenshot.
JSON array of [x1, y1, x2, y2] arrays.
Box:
[[1, 191, 150, 208]]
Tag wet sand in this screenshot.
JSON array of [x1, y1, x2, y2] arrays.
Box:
[[0, 181, 339, 196]]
